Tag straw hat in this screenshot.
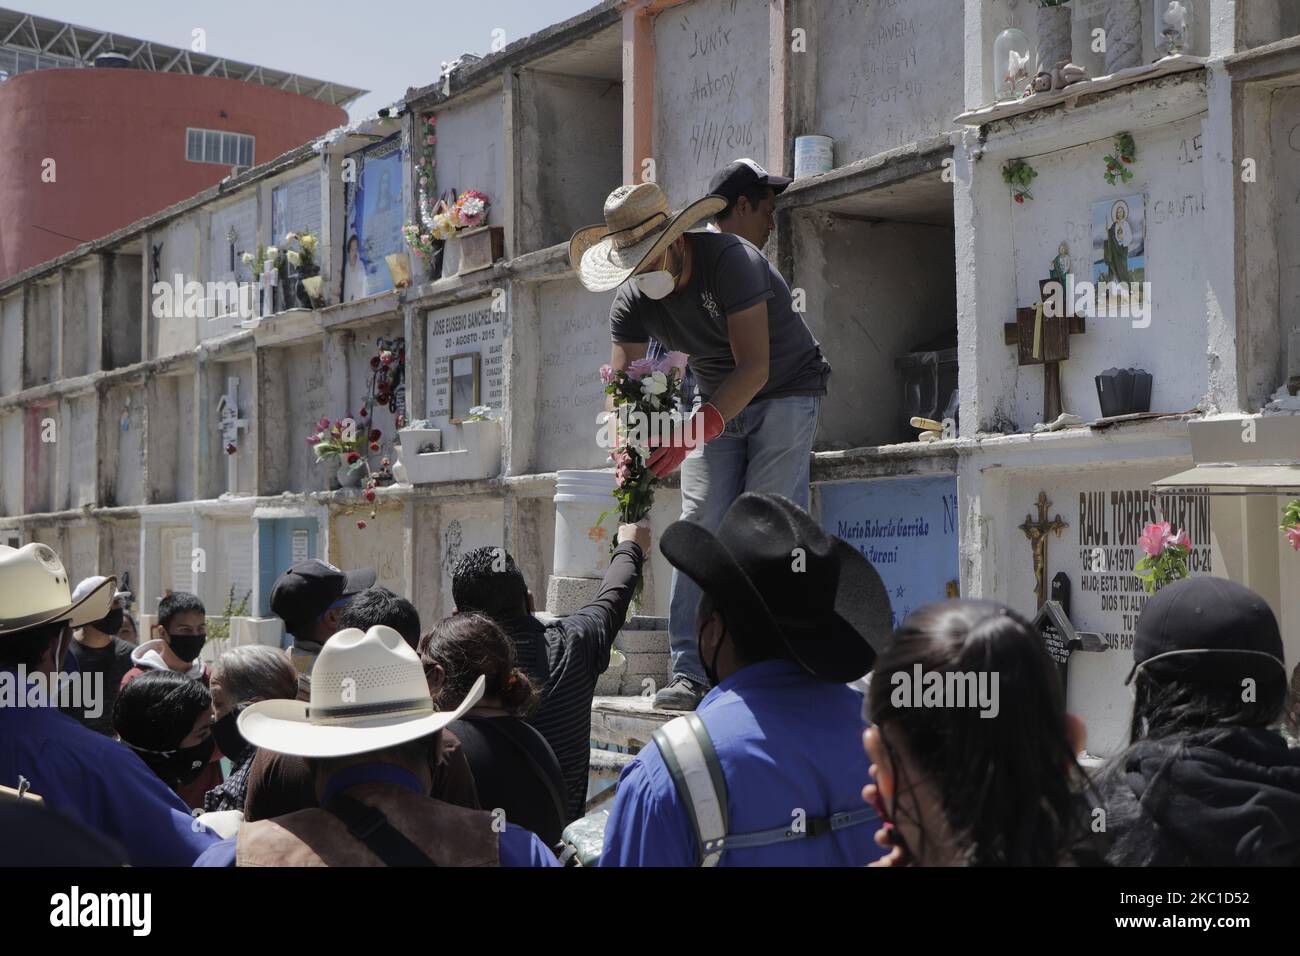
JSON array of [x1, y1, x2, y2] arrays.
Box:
[[569, 183, 726, 293], [0, 544, 115, 637], [238, 625, 484, 759]]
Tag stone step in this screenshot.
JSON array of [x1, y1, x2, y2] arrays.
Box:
[[590, 694, 680, 750]]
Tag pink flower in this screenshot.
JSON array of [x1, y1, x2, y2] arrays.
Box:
[[665, 351, 689, 372], [599, 365, 616, 386], [1138, 522, 1170, 557], [317, 416, 331, 430], [1171, 529, 1190, 550], [1288, 526, 1300, 551], [626, 358, 657, 381], [426, 135, 436, 145]]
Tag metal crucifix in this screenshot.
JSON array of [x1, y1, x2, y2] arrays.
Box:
[[1019, 491, 1068, 608]]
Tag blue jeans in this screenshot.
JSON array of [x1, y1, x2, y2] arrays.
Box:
[[668, 394, 821, 683]]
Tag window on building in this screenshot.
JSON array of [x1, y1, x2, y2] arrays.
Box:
[[185, 128, 255, 167]]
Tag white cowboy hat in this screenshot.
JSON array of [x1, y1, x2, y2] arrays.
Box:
[[569, 182, 726, 293], [238, 625, 484, 759], [0, 544, 115, 637]]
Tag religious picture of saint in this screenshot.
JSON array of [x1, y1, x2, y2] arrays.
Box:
[[1091, 194, 1146, 305]]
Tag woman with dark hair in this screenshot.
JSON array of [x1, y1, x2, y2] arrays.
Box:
[[1097, 577, 1300, 866], [864, 600, 1100, 866], [113, 670, 215, 796], [419, 613, 567, 845]]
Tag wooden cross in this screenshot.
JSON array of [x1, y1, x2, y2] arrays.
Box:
[[217, 376, 249, 494], [1019, 491, 1068, 609], [1004, 281, 1087, 423]]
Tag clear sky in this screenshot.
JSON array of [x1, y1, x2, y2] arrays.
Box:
[[23, 0, 601, 120]]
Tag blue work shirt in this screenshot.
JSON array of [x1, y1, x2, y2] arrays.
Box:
[[193, 762, 560, 867], [600, 659, 884, 867], [0, 669, 218, 866]]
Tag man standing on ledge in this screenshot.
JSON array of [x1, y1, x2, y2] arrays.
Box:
[[571, 179, 830, 711]]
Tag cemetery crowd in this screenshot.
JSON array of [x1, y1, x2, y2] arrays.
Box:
[[2, 495, 1300, 867], [2, 167, 1300, 867]]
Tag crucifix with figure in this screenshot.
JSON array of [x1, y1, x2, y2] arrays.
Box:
[[1020, 491, 1068, 608], [217, 376, 249, 494], [1004, 279, 1087, 424]]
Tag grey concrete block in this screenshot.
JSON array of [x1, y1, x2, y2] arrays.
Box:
[[545, 573, 602, 616]]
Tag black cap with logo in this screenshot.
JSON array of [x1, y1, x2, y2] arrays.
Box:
[[707, 158, 793, 206], [270, 560, 376, 639]]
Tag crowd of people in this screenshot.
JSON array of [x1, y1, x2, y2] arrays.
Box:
[[2, 489, 1299, 867]]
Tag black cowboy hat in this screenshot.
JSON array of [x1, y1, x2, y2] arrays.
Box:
[[659, 493, 892, 682]]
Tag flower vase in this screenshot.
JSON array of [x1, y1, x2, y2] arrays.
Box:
[[336, 460, 367, 488], [295, 266, 320, 309]]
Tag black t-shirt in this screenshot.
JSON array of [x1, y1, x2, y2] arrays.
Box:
[[66, 637, 134, 737], [449, 715, 568, 847], [610, 231, 830, 403]]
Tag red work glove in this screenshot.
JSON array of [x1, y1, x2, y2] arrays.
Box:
[[646, 403, 724, 477]]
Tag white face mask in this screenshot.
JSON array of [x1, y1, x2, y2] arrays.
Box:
[[634, 269, 676, 300]]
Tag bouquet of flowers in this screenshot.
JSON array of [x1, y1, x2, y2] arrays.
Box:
[[598, 354, 688, 526], [306, 412, 383, 467], [1281, 499, 1300, 551], [453, 190, 490, 229], [283, 231, 320, 272], [1135, 521, 1191, 594]]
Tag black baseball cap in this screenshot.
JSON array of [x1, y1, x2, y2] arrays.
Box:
[[707, 158, 792, 206], [270, 560, 376, 639], [1127, 576, 1285, 685]]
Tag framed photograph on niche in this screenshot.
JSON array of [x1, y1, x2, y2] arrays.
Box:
[[449, 352, 481, 423]]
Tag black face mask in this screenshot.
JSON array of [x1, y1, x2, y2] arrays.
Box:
[[92, 608, 124, 636], [697, 615, 726, 687], [212, 703, 250, 763], [129, 736, 215, 788], [165, 631, 206, 664]]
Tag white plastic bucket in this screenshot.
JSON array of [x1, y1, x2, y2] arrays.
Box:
[[793, 135, 834, 179], [553, 469, 618, 579]]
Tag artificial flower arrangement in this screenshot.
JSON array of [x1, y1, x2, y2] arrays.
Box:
[[403, 188, 492, 260], [463, 405, 496, 423], [1281, 499, 1300, 551], [403, 115, 446, 261], [282, 231, 320, 272], [597, 354, 688, 526], [1104, 132, 1137, 186], [367, 338, 406, 420], [1135, 520, 1191, 593], [240, 243, 286, 280], [306, 410, 383, 468], [1002, 158, 1038, 203]]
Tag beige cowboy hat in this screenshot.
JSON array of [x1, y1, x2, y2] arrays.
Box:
[[569, 182, 726, 293], [238, 625, 485, 759], [0, 544, 115, 637]]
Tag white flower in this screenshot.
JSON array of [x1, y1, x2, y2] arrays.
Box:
[[640, 370, 668, 399], [460, 197, 485, 216], [285, 232, 299, 244], [286, 250, 302, 266], [240, 252, 255, 266], [265, 245, 280, 258]]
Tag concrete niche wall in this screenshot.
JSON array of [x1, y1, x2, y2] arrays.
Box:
[[793, 212, 957, 449], [1, 292, 21, 395], [24, 281, 57, 389], [148, 373, 197, 504], [260, 346, 328, 495], [100, 383, 146, 507], [653, 0, 771, 209], [433, 90, 506, 231], [103, 252, 143, 370], [345, 317, 405, 466], [1272, 86, 1300, 391], [62, 265, 99, 379], [0, 412, 22, 516], [1006, 117, 1209, 428], [816, 0, 964, 162], [98, 518, 141, 602], [23, 404, 55, 513], [56, 393, 97, 511], [531, 278, 616, 474], [149, 217, 201, 359], [518, 71, 623, 253]]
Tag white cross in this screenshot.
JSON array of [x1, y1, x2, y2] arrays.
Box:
[[217, 376, 249, 494], [260, 262, 278, 317]]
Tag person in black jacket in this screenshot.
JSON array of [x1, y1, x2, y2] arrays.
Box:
[[452, 522, 648, 821], [1097, 576, 1300, 866], [421, 612, 567, 846]]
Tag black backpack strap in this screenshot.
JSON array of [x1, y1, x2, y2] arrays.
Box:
[[323, 793, 437, 867], [469, 717, 570, 830]]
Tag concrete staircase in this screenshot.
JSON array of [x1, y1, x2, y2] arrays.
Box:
[[597, 614, 671, 696]]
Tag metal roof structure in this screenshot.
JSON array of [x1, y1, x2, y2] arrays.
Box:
[[0, 6, 366, 107]]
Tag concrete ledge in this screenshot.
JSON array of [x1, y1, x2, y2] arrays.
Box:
[[591, 694, 679, 749]]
